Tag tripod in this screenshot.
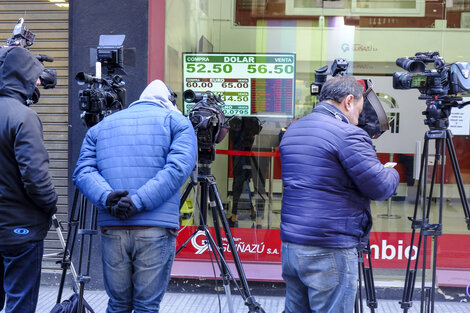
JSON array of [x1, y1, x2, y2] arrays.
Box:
[[400, 99, 470, 313], [55, 187, 98, 313], [355, 243, 378, 313], [176, 157, 266, 313]]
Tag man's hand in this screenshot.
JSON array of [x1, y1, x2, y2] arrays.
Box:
[[106, 190, 128, 207], [113, 196, 138, 219]]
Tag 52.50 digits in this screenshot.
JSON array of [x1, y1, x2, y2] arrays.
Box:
[[186, 63, 232, 73]]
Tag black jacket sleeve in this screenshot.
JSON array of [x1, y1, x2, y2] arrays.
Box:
[[14, 109, 57, 215]]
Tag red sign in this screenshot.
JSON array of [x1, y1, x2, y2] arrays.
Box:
[[176, 226, 281, 262], [175, 228, 470, 270]]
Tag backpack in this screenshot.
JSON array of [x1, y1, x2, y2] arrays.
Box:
[[50, 292, 95, 313]]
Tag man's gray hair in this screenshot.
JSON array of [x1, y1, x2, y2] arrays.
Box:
[[318, 76, 364, 103]]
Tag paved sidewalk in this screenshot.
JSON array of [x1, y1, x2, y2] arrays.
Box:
[[1, 284, 469, 313]]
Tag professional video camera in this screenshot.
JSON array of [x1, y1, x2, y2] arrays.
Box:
[[310, 58, 389, 138], [183, 89, 229, 163], [393, 52, 470, 129], [4, 18, 57, 99], [393, 52, 470, 97], [75, 35, 127, 128]]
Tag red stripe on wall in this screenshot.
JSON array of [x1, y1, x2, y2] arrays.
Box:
[[216, 149, 280, 157], [148, 0, 166, 82]]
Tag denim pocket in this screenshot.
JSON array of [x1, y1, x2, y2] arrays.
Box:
[[101, 230, 123, 267], [297, 252, 339, 291], [134, 233, 168, 268]]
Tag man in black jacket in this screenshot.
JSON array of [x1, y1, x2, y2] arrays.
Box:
[[0, 46, 57, 313]]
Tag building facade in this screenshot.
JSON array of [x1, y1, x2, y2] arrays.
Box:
[[11, 0, 468, 288]]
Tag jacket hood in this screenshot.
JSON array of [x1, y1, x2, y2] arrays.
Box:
[[130, 79, 181, 113], [0, 46, 44, 103]]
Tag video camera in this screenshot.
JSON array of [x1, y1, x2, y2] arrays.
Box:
[[393, 52, 470, 129], [310, 58, 389, 138], [183, 89, 229, 163], [393, 52, 470, 97], [75, 35, 127, 128], [5, 18, 57, 95]]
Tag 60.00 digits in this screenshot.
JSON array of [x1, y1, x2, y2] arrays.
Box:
[[186, 81, 213, 88]]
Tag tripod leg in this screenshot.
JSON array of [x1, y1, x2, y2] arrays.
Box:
[[445, 131, 470, 229], [56, 188, 80, 303], [76, 197, 98, 313], [401, 135, 430, 312], [208, 179, 265, 313], [355, 254, 364, 313], [175, 182, 195, 255], [363, 244, 377, 312], [208, 195, 235, 313]]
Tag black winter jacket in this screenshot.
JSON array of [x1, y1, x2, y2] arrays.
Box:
[[0, 47, 57, 246]]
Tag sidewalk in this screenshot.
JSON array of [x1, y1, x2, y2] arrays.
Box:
[[2, 284, 468, 313]]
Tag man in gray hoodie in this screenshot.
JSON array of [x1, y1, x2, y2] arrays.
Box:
[[0, 46, 57, 313]]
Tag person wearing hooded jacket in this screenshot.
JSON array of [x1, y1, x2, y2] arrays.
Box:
[[0, 46, 58, 313], [279, 76, 399, 313], [73, 79, 197, 313]]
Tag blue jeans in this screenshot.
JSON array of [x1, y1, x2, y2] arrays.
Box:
[[0, 241, 43, 313], [281, 242, 358, 313], [101, 227, 176, 313]]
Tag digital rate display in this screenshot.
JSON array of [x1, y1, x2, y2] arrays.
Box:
[[182, 53, 296, 117]]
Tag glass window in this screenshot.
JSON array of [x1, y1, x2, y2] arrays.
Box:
[[165, 0, 470, 284]]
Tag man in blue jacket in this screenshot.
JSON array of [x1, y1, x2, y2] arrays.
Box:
[[73, 79, 197, 313], [279, 76, 399, 313]]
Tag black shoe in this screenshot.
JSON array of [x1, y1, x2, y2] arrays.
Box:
[[252, 223, 263, 229]]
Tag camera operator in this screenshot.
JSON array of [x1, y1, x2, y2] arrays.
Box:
[[73, 79, 197, 313], [279, 76, 399, 313], [0, 46, 58, 313]]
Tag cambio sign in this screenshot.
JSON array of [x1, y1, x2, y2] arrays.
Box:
[[368, 232, 430, 269], [177, 229, 470, 270], [176, 227, 435, 268]]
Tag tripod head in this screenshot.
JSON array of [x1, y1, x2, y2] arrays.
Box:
[[420, 95, 470, 130]]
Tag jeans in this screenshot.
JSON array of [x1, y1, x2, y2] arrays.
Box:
[[101, 227, 176, 313], [0, 241, 43, 313], [281, 242, 358, 313]]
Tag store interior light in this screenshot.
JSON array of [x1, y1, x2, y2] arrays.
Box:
[[48, 0, 69, 8]]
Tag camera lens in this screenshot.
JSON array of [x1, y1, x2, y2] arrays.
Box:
[[396, 58, 426, 73]]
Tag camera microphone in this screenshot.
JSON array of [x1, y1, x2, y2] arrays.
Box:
[[36, 54, 54, 63]]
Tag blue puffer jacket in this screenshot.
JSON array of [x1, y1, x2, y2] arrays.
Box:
[[280, 102, 399, 249], [73, 80, 197, 229]]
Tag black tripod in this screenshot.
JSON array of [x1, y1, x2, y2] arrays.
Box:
[[55, 187, 98, 313], [400, 98, 470, 313], [355, 243, 378, 313], [176, 153, 265, 313]]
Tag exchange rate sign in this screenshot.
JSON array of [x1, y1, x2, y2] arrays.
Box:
[[183, 53, 296, 117]]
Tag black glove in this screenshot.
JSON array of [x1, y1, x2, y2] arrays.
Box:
[[106, 190, 129, 207], [113, 196, 138, 219], [109, 201, 131, 220], [39, 68, 57, 89]]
